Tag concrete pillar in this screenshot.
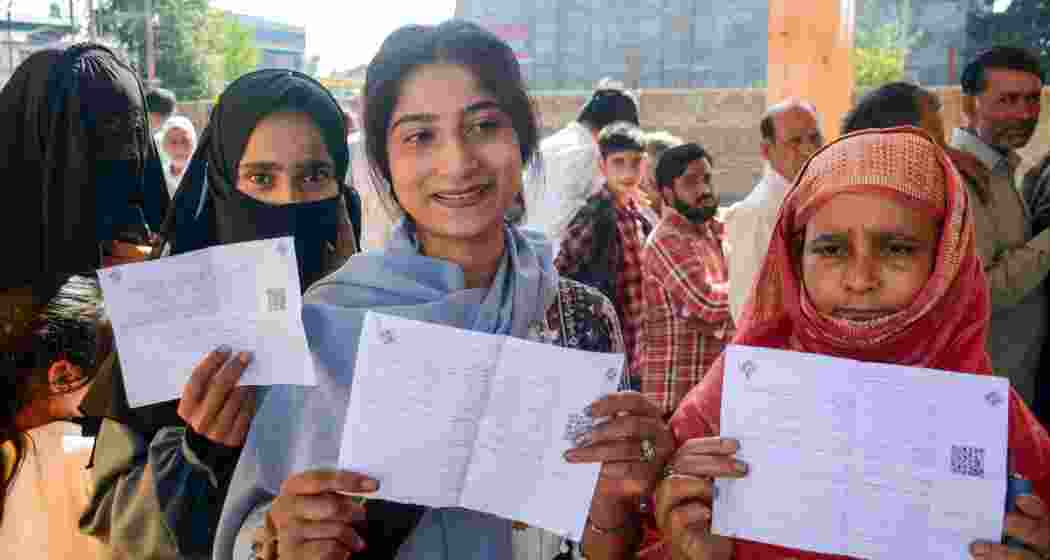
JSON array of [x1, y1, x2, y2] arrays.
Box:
[[767, 0, 856, 141]]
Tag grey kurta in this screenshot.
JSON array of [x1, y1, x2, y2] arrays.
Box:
[[951, 128, 1050, 406]]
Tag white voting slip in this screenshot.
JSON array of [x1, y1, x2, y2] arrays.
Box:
[[339, 311, 624, 541], [712, 345, 1009, 559], [98, 237, 316, 407]]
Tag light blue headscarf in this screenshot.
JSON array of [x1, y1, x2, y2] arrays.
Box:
[[214, 220, 559, 559]]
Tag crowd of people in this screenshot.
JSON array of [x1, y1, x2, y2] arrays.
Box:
[[0, 19, 1049, 560]]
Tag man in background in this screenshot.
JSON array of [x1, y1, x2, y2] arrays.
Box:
[[722, 100, 822, 322]]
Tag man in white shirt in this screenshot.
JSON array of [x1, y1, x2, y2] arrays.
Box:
[[523, 89, 639, 244], [723, 100, 823, 322]]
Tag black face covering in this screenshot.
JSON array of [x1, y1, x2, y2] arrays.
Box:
[[0, 43, 164, 288], [94, 159, 150, 243], [215, 189, 343, 290], [162, 69, 353, 293]]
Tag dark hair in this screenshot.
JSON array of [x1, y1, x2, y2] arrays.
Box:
[[655, 142, 712, 189], [597, 121, 644, 159], [145, 87, 176, 117], [961, 46, 1044, 95], [363, 20, 540, 212], [841, 82, 939, 134], [578, 89, 639, 131], [0, 274, 107, 523], [642, 131, 682, 160]]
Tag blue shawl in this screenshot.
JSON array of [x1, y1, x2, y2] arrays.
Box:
[[214, 220, 559, 559]]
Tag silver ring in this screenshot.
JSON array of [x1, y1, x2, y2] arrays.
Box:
[[640, 438, 656, 463]]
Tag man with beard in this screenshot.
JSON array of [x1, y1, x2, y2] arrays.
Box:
[[951, 46, 1047, 409], [638, 143, 732, 416]]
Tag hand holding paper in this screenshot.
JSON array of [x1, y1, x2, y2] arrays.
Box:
[[99, 237, 317, 407], [177, 345, 256, 448], [709, 345, 1009, 560], [653, 437, 745, 560], [267, 469, 379, 558], [338, 311, 624, 540]]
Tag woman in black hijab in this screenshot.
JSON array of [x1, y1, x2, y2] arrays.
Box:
[[0, 43, 167, 287], [0, 42, 163, 537], [78, 69, 362, 560]]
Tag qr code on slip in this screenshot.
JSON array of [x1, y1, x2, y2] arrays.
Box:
[[563, 413, 594, 444], [265, 288, 287, 312], [950, 445, 985, 478]]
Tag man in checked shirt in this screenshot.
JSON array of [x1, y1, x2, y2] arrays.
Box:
[[637, 143, 733, 417]]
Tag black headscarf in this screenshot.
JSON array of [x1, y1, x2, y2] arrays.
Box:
[[163, 68, 361, 291], [0, 43, 167, 293], [81, 69, 362, 456]]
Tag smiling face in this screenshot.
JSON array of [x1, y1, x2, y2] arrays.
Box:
[[801, 192, 938, 321], [235, 111, 339, 205], [385, 63, 523, 247]]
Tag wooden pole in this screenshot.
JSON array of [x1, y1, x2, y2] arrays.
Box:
[[144, 0, 154, 83], [767, 0, 856, 141]]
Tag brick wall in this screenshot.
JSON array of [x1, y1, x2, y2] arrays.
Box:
[[178, 85, 1050, 203]]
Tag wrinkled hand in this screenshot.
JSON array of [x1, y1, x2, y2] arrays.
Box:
[[564, 392, 673, 517], [654, 438, 746, 560], [177, 346, 256, 447], [971, 495, 1050, 560], [269, 469, 379, 560]]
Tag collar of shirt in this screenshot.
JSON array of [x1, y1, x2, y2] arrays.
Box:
[[761, 163, 792, 201], [568, 121, 595, 144], [951, 128, 1021, 175]]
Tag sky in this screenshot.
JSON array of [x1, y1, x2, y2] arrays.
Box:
[[21, 0, 457, 75], [210, 0, 457, 74], [19, 0, 1019, 73]]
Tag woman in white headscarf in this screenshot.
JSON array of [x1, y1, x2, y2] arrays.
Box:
[[156, 115, 197, 199]]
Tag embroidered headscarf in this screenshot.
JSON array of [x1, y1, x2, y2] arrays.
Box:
[[658, 127, 1050, 560]]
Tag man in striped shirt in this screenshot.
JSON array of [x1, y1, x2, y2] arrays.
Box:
[[639, 143, 733, 416]]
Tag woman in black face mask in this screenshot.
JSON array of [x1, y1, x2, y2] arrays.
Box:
[[0, 43, 167, 281], [163, 68, 362, 288], [0, 42, 164, 559], [78, 69, 362, 560]]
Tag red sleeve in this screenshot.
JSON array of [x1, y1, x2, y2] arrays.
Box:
[[1008, 389, 1050, 500], [670, 354, 726, 444]]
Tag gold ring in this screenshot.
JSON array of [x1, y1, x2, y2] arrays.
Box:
[[640, 438, 656, 463]]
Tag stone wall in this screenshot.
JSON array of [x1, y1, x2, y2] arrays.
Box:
[[177, 84, 1050, 204], [532, 88, 768, 203]]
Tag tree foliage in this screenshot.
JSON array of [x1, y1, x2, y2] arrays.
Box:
[[96, 0, 259, 100], [968, 0, 1050, 72], [197, 8, 259, 92], [96, 0, 211, 100], [852, 0, 924, 89]]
